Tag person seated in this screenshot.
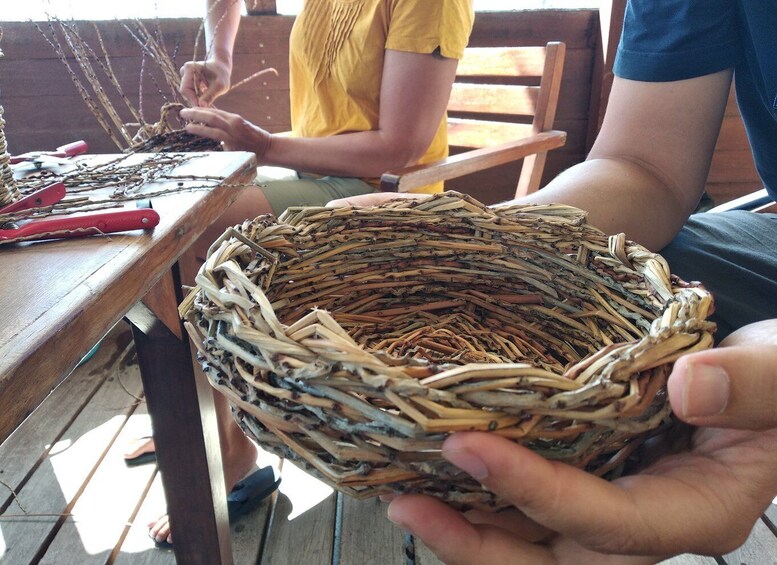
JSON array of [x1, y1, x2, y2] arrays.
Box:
[[142, 0, 475, 547], [330, 1, 777, 562]]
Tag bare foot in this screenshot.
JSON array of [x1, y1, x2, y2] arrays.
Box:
[[123, 436, 155, 461], [148, 432, 258, 546]]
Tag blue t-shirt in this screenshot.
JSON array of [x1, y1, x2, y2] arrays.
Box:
[[614, 0, 777, 200]]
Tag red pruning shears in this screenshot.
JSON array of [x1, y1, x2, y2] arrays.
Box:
[[9, 140, 89, 169], [0, 182, 160, 243]]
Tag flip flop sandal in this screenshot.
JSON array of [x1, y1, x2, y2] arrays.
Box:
[[227, 466, 282, 520], [123, 436, 157, 467], [153, 466, 281, 549]]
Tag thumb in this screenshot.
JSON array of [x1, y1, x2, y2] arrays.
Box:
[[668, 345, 777, 430]]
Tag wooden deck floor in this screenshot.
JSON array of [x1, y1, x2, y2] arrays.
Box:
[[1, 322, 775, 564]]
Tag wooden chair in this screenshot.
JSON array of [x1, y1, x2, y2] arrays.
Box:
[[709, 188, 777, 214], [380, 42, 567, 198]]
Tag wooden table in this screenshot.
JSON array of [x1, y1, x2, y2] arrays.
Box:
[[0, 151, 257, 564]]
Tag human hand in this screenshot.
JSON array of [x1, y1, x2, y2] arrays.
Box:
[[179, 107, 272, 159], [327, 192, 431, 208], [387, 319, 777, 564], [179, 59, 231, 107], [668, 319, 777, 430]]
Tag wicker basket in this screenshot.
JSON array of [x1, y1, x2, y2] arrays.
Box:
[[181, 192, 715, 510], [0, 106, 20, 209], [0, 30, 20, 208]]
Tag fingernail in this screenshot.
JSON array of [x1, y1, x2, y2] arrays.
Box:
[[443, 448, 489, 481], [682, 363, 730, 418], [387, 503, 416, 536]]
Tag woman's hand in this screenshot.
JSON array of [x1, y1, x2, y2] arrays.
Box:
[[179, 59, 232, 107], [387, 320, 777, 564], [179, 107, 272, 159]]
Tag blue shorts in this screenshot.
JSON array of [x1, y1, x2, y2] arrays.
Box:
[[660, 211, 777, 341]]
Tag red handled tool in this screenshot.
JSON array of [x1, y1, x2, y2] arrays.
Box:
[[0, 181, 160, 244], [0, 182, 67, 215], [0, 208, 160, 242], [9, 140, 89, 168]]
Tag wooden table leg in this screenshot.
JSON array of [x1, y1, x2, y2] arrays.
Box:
[[127, 265, 233, 565]]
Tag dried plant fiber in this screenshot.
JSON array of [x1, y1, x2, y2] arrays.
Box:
[[181, 192, 715, 509]]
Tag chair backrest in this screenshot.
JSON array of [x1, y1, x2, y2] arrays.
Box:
[[446, 42, 566, 196]]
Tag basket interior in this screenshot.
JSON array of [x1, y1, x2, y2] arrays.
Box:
[[256, 201, 663, 374]]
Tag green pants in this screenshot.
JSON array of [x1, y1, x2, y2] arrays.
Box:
[[256, 171, 376, 215]]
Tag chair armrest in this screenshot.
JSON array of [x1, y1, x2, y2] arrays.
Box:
[[379, 130, 566, 192], [707, 189, 773, 213]]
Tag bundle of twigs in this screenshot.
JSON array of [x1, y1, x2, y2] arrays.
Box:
[[130, 130, 222, 153], [181, 192, 715, 510], [2, 153, 244, 228], [37, 6, 276, 154], [128, 103, 222, 153]]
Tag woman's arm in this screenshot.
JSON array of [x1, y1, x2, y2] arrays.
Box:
[[179, 0, 242, 106], [181, 48, 459, 177]]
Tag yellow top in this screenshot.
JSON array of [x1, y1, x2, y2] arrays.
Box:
[[288, 0, 474, 192]]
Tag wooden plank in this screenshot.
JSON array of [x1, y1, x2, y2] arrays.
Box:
[[261, 461, 337, 565], [338, 497, 405, 565], [720, 518, 777, 564], [0, 90, 290, 128], [416, 540, 721, 564], [707, 150, 761, 184], [448, 120, 534, 149], [444, 148, 585, 206], [715, 116, 751, 152], [764, 498, 777, 532], [113, 473, 177, 565], [0, 53, 289, 98], [113, 450, 279, 564], [414, 511, 777, 565], [659, 553, 718, 564], [586, 0, 627, 149], [724, 84, 740, 116], [244, 0, 278, 15], [0, 16, 294, 61], [129, 295, 233, 565], [231, 453, 281, 565], [468, 10, 597, 49], [0, 323, 132, 510], [43, 390, 157, 563], [457, 47, 548, 77], [0, 336, 144, 563], [448, 84, 539, 117], [382, 130, 565, 193], [0, 152, 257, 444], [414, 538, 442, 565], [706, 181, 765, 206]]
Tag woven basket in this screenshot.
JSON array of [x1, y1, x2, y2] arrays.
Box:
[[181, 192, 715, 510], [0, 105, 20, 209]]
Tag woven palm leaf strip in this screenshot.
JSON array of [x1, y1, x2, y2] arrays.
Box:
[[181, 191, 715, 510]]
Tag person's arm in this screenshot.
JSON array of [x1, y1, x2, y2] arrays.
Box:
[[509, 70, 733, 250], [179, 0, 242, 106], [327, 70, 733, 249], [181, 48, 459, 177]]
